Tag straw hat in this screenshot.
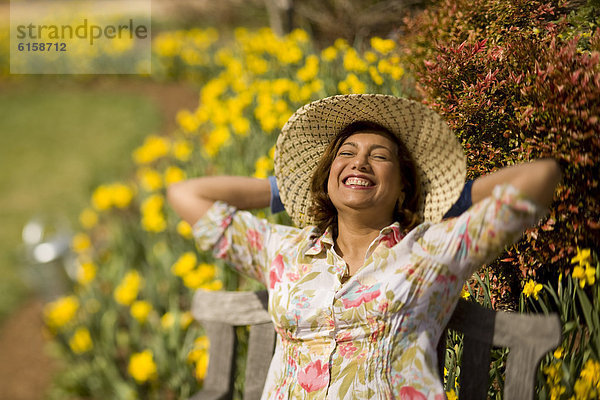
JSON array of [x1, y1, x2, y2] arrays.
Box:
[[274, 94, 466, 228]]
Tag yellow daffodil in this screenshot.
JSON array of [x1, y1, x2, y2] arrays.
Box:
[[69, 327, 93, 354], [114, 270, 142, 306], [141, 212, 167, 233], [321, 46, 337, 61], [573, 359, 600, 399], [76, 261, 97, 285], [137, 167, 163, 191], [172, 139, 193, 161], [132, 135, 170, 165], [111, 183, 134, 208], [72, 232, 91, 253], [231, 117, 251, 136], [253, 155, 274, 179], [92, 185, 113, 211], [182, 264, 216, 290], [202, 280, 223, 291], [338, 73, 366, 94], [371, 37, 396, 55], [523, 279, 543, 300], [188, 336, 210, 380], [176, 220, 193, 239], [364, 51, 378, 64], [79, 208, 98, 229], [203, 126, 231, 157], [128, 350, 157, 383], [571, 247, 592, 266], [297, 55, 319, 82], [44, 295, 79, 330], [343, 48, 368, 72], [369, 66, 384, 86], [130, 300, 152, 324], [571, 247, 596, 288], [460, 287, 471, 299], [180, 311, 193, 329], [171, 252, 197, 277], [141, 195, 166, 233], [161, 312, 175, 330], [553, 346, 563, 359], [334, 38, 349, 50], [164, 166, 186, 185]]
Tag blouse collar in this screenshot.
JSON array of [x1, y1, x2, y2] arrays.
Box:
[[305, 222, 404, 256]]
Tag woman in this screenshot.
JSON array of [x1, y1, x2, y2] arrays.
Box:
[[168, 94, 561, 399]]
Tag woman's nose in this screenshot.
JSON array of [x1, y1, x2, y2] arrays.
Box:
[[351, 153, 370, 170]]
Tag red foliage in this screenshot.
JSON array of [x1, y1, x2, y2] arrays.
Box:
[[399, 0, 600, 306]]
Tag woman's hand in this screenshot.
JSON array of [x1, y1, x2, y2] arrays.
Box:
[[471, 159, 562, 208], [167, 176, 271, 226]]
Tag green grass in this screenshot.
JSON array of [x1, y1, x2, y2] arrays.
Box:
[[0, 77, 162, 322]]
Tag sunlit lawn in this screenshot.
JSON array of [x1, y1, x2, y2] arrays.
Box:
[[0, 77, 162, 322]]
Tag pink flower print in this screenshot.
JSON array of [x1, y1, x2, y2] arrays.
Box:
[[269, 254, 285, 289], [246, 229, 263, 251], [341, 282, 381, 309], [378, 300, 389, 314], [286, 272, 300, 282], [299, 264, 311, 274], [336, 331, 353, 342], [338, 341, 358, 358], [380, 225, 403, 248], [220, 214, 233, 229], [215, 237, 229, 259], [399, 386, 427, 400], [297, 360, 329, 393]]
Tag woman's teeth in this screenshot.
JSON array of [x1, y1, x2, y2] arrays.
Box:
[[345, 177, 372, 187]]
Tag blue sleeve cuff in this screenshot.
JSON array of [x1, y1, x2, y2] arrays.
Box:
[[443, 180, 474, 218], [268, 175, 286, 214]]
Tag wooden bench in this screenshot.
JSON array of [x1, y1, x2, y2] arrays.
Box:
[[189, 290, 561, 400]]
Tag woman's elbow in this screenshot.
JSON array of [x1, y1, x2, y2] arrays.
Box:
[[166, 181, 210, 226], [526, 159, 563, 207]]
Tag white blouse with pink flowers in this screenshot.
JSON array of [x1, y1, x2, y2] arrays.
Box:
[[193, 184, 542, 400]]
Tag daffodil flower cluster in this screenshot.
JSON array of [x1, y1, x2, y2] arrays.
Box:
[[571, 247, 596, 288]]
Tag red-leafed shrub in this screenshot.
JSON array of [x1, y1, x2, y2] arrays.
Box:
[[399, 0, 600, 307]]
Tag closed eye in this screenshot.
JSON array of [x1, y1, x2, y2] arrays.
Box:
[[372, 154, 387, 160]]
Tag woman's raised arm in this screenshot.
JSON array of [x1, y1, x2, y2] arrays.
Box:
[[471, 159, 562, 208], [166, 176, 271, 226]]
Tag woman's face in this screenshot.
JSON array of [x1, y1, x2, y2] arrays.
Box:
[[327, 132, 403, 220]]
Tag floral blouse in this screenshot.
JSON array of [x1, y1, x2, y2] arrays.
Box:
[[193, 184, 543, 400]]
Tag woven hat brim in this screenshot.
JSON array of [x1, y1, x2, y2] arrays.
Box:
[[274, 94, 466, 228]]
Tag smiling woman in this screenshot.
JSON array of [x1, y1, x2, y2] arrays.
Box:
[[167, 94, 562, 399]]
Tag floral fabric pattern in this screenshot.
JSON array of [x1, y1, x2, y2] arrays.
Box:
[[193, 184, 543, 400]]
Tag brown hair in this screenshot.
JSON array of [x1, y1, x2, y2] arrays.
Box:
[[309, 120, 421, 236]]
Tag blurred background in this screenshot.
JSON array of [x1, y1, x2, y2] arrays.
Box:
[[0, 0, 599, 399]]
